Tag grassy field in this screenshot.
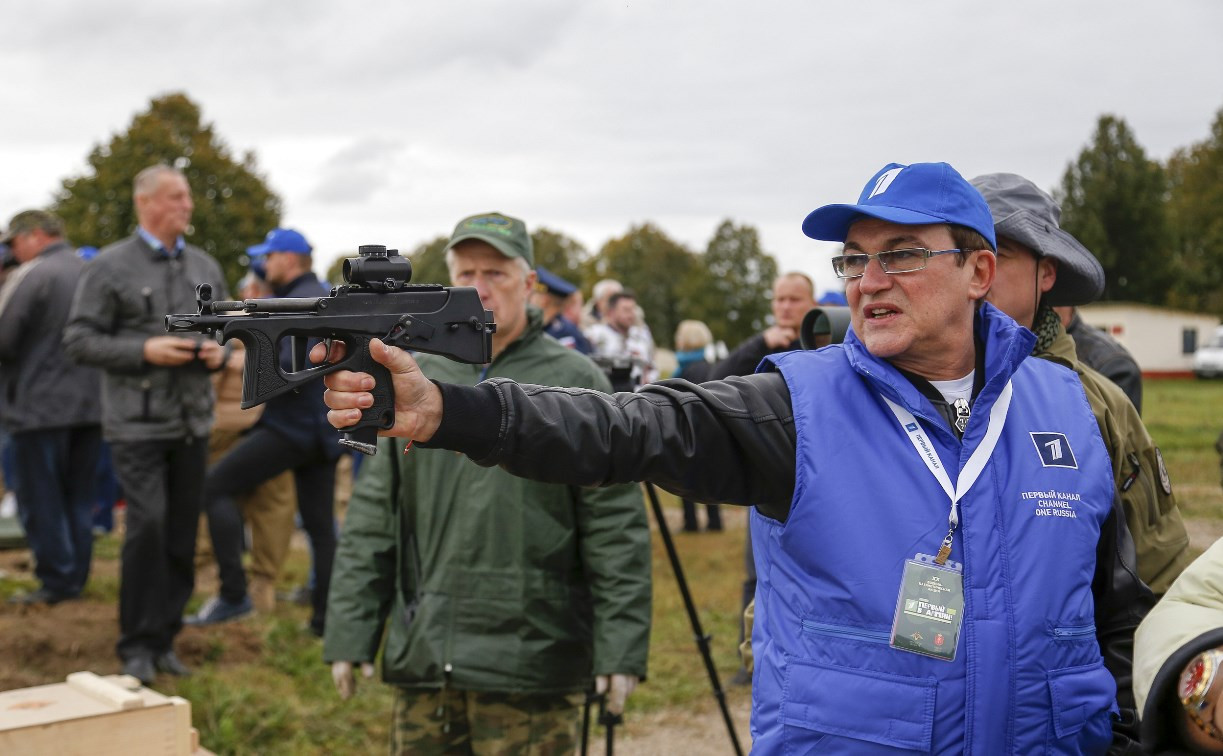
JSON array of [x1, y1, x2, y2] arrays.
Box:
[[1141, 378, 1223, 522], [2, 378, 1222, 754]]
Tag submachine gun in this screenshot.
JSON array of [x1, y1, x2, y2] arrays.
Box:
[[166, 244, 496, 455]]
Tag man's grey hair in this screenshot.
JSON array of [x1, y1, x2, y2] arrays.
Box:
[[592, 278, 623, 303], [133, 164, 188, 199], [444, 246, 532, 278]]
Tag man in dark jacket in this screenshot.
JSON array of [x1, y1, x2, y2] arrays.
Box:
[[323, 213, 651, 755], [1058, 306, 1145, 414], [64, 164, 227, 685], [0, 210, 102, 605], [705, 271, 816, 380], [189, 228, 340, 636]]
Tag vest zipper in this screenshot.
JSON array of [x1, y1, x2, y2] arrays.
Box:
[[1051, 624, 1096, 640], [801, 620, 891, 644]]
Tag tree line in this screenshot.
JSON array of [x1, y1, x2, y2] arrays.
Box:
[[44, 93, 1223, 349], [1058, 109, 1223, 314]]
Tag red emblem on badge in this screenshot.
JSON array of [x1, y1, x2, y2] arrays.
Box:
[[934, 634, 945, 647]]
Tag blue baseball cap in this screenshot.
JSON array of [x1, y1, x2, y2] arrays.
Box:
[[535, 266, 578, 297], [802, 162, 996, 251], [247, 228, 312, 256]]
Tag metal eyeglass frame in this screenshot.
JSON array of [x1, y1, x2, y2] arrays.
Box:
[[831, 248, 963, 279]]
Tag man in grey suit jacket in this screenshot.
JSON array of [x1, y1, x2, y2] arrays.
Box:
[[64, 165, 228, 685]]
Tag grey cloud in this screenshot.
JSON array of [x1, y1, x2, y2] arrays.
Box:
[[309, 137, 406, 204]]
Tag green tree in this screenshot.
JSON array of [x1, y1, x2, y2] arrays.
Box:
[[584, 223, 700, 348], [54, 92, 281, 287], [406, 235, 452, 286], [531, 228, 588, 282], [685, 220, 779, 347], [1057, 114, 1171, 305], [1165, 106, 1223, 315]]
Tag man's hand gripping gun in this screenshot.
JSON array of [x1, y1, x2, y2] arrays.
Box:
[[166, 244, 495, 455]]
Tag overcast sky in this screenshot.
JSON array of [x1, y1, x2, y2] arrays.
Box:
[[3, 1, 1221, 297]]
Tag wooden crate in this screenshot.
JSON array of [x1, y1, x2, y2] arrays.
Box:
[[0, 672, 210, 755]]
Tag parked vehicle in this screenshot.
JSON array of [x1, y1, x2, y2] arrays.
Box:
[[1193, 327, 1223, 378]]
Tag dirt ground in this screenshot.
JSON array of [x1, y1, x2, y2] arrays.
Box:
[[3, 514, 1221, 755], [0, 547, 264, 692]]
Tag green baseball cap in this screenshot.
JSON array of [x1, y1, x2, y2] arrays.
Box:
[[446, 212, 533, 267], [0, 209, 64, 244]]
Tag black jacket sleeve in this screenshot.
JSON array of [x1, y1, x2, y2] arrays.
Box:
[[424, 372, 798, 521], [1095, 493, 1157, 754]]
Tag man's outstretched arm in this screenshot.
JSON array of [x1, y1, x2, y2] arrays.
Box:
[[320, 338, 799, 518]]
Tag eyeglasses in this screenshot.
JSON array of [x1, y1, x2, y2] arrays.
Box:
[[831, 248, 962, 279]]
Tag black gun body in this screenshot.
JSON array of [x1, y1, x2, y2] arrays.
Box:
[[167, 282, 494, 455]]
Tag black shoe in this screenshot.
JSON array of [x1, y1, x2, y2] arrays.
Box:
[[185, 595, 253, 626], [155, 651, 192, 677], [122, 655, 156, 686], [729, 668, 751, 687], [277, 585, 312, 606], [7, 587, 74, 606]]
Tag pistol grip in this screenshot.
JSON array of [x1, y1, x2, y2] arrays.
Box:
[[337, 338, 396, 456], [238, 328, 294, 408]]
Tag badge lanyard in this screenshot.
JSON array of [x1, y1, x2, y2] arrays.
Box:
[[881, 381, 1013, 564]]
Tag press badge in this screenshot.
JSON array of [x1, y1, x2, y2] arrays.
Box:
[[890, 553, 965, 662]]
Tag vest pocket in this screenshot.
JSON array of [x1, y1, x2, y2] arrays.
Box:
[[779, 656, 936, 752], [1047, 661, 1116, 743]]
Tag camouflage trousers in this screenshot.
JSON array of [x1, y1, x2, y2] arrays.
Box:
[[391, 687, 583, 755]]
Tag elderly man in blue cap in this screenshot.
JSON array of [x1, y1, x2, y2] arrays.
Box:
[[320, 163, 1147, 752], [188, 228, 341, 637]]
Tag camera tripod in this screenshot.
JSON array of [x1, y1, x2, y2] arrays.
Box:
[[581, 481, 745, 756]]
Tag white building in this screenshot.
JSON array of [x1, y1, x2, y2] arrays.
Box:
[[1076, 302, 1221, 376]]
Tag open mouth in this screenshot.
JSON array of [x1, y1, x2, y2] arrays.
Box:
[[867, 307, 898, 319]]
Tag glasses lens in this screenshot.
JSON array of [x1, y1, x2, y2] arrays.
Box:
[[879, 249, 928, 273], [833, 254, 867, 278]]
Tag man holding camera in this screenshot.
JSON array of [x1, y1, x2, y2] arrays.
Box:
[[323, 212, 651, 754], [64, 165, 227, 685], [321, 165, 1148, 753]]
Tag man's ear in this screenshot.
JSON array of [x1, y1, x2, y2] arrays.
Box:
[[1037, 257, 1058, 296], [968, 249, 996, 301]]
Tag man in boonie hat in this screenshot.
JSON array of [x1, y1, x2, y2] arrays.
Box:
[[973, 171, 1190, 600]]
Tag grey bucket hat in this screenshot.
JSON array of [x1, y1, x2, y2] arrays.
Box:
[[970, 172, 1104, 306]]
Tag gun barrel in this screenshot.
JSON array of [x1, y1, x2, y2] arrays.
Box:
[[241, 297, 327, 313]]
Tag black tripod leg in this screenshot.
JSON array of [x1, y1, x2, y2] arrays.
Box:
[[580, 690, 595, 756], [644, 481, 745, 756]]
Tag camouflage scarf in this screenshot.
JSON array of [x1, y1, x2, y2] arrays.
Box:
[[1031, 304, 1060, 355]]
